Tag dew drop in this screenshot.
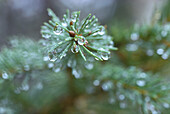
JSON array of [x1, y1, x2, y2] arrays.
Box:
[[157, 48, 164, 55], [48, 63, 54, 68], [136, 80, 146, 87], [161, 30, 168, 37], [130, 33, 139, 41], [163, 103, 170, 109], [62, 22, 67, 27], [24, 65, 30, 71], [119, 94, 125, 101], [43, 56, 49, 61], [98, 31, 105, 35], [42, 34, 51, 39], [145, 96, 150, 102], [126, 44, 138, 51], [36, 82, 43, 90], [72, 69, 82, 78], [71, 45, 79, 53], [54, 68, 61, 73], [53, 26, 62, 35], [22, 84, 29, 91], [85, 63, 94, 70], [101, 53, 109, 60], [2, 72, 8, 79], [93, 80, 100, 86], [162, 53, 168, 60], [120, 102, 126, 109], [146, 49, 154, 56], [101, 81, 113, 91], [78, 37, 85, 45]]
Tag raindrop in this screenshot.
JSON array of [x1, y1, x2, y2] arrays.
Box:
[[2, 72, 8, 79], [126, 44, 138, 51], [62, 22, 67, 27], [24, 65, 30, 71], [78, 37, 85, 45], [130, 33, 139, 41], [136, 80, 146, 87], [22, 84, 29, 91], [101, 81, 113, 91], [43, 56, 49, 61], [163, 103, 170, 109], [54, 68, 61, 73], [53, 26, 62, 35], [108, 98, 115, 104], [48, 63, 54, 68], [119, 94, 125, 101], [101, 53, 109, 60], [71, 45, 79, 53], [42, 34, 51, 39], [161, 31, 168, 37], [36, 82, 43, 90], [120, 102, 126, 109], [157, 48, 164, 55], [72, 69, 82, 78], [93, 80, 100, 86], [146, 49, 154, 56], [85, 63, 94, 70], [162, 53, 169, 60]]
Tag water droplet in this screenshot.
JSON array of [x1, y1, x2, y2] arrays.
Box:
[[48, 52, 57, 62], [43, 56, 49, 61], [98, 31, 105, 35], [161, 31, 168, 37], [161, 85, 167, 90], [36, 82, 43, 90], [119, 94, 125, 101], [78, 37, 85, 45], [120, 102, 126, 109], [136, 80, 146, 87], [126, 44, 138, 51], [24, 65, 30, 71], [95, 57, 99, 61], [101, 81, 113, 91], [164, 24, 170, 31], [101, 53, 109, 60], [42, 34, 51, 39], [22, 84, 29, 91], [138, 72, 147, 78], [145, 96, 150, 102], [163, 103, 170, 109], [108, 98, 115, 104], [71, 45, 79, 53], [54, 68, 60, 73], [93, 80, 100, 86], [162, 53, 169, 60], [72, 69, 82, 78], [2, 72, 8, 79], [53, 26, 62, 35], [157, 48, 164, 55], [48, 63, 54, 68], [85, 63, 94, 70], [130, 33, 139, 41], [62, 22, 67, 27], [146, 49, 154, 56]]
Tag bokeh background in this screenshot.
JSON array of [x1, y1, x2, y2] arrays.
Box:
[[0, 0, 166, 48]]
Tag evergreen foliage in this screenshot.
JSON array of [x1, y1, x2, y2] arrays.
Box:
[[0, 7, 170, 114]]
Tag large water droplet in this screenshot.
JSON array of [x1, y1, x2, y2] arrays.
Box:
[[48, 52, 57, 62], [53, 26, 62, 35], [101, 53, 109, 60], [71, 45, 79, 53], [136, 80, 146, 87], [85, 63, 94, 70], [78, 37, 85, 45], [157, 48, 164, 55], [93, 80, 100, 86], [2, 72, 8, 79]]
